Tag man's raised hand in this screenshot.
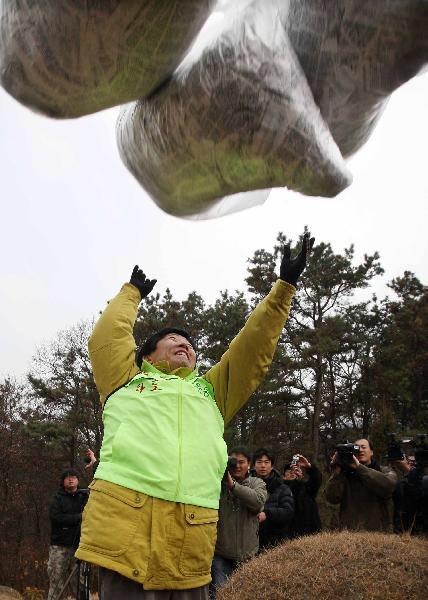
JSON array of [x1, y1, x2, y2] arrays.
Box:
[[130, 265, 157, 299], [279, 232, 315, 287]]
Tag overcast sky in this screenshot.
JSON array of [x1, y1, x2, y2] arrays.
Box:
[[0, 61, 427, 379]]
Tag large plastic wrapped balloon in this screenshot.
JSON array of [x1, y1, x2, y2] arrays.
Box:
[[0, 0, 214, 117], [283, 0, 428, 157], [117, 0, 352, 218], [1, 0, 427, 219], [117, 0, 428, 218]]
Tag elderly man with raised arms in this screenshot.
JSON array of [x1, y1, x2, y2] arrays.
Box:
[[76, 233, 314, 600]]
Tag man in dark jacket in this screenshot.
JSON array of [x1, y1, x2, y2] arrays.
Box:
[[325, 438, 397, 531], [47, 468, 89, 600], [210, 448, 266, 598], [252, 448, 294, 550], [283, 454, 322, 538], [392, 455, 428, 536]]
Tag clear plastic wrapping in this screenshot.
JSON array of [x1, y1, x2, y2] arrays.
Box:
[[1, 0, 427, 218], [0, 0, 213, 117], [117, 0, 352, 218], [117, 0, 427, 218], [283, 0, 428, 157]]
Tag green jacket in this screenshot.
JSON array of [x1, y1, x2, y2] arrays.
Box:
[[325, 463, 397, 532], [215, 476, 267, 561], [96, 363, 227, 508], [76, 279, 295, 590]]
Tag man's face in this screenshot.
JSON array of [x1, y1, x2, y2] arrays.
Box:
[[355, 439, 373, 465], [254, 454, 273, 478], [145, 333, 196, 370], [230, 452, 250, 481], [283, 465, 303, 480], [407, 455, 416, 467], [63, 475, 79, 493]]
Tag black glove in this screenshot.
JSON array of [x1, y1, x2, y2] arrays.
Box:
[[280, 232, 315, 287], [130, 265, 157, 299]]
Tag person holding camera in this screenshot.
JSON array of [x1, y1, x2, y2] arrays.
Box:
[[282, 454, 322, 538], [76, 234, 314, 598], [392, 452, 428, 536], [325, 439, 397, 532], [47, 468, 89, 600], [392, 456, 416, 533], [252, 448, 294, 550], [210, 448, 266, 598]]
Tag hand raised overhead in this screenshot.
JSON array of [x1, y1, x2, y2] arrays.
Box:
[[280, 232, 315, 287], [130, 265, 157, 299]]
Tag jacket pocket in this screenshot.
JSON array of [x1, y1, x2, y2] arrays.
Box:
[[80, 480, 148, 557], [179, 505, 218, 576]]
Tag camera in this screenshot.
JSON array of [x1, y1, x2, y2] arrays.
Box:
[[385, 433, 427, 467], [386, 433, 406, 462], [223, 456, 238, 480], [335, 443, 360, 466], [291, 454, 300, 466], [227, 456, 238, 471]]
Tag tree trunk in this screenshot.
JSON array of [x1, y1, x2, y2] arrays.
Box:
[[311, 354, 324, 457]]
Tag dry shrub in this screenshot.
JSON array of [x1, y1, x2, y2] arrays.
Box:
[[218, 531, 428, 600], [0, 586, 23, 599]]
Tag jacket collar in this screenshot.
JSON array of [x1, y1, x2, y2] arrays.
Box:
[[58, 487, 82, 497], [265, 469, 283, 491], [251, 468, 283, 491], [141, 359, 199, 380]]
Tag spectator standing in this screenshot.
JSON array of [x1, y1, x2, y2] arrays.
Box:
[[210, 448, 266, 598], [325, 439, 397, 532], [252, 448, 294, 550], [392, 456, 428, 536], [47, 468, 89, 600], [282, 454, 322, 538]]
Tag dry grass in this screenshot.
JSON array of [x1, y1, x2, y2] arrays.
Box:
[[218, 531, 428, 600], [63, 596, 98, 600]]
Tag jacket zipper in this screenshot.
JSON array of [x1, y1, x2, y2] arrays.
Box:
[[174, 379, 183, 499]]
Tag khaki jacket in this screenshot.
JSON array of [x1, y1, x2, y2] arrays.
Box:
[[76, 279, 295, 589], [215, 475, 266, 561], [325, 463, 397, 532]]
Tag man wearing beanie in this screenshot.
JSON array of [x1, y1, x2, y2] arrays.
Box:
[[76, 233, 314, 599], [47, 468, 88, 600]]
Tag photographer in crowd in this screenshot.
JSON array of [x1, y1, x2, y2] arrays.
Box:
[[392, 456, 416, 533], [47, 468, 89, 600], [392, 446, 428, 536], [252, 448, 294, 550], [325, 439, 397, 531], [282, 454, 322, 538], [210, 448, 266, 598]]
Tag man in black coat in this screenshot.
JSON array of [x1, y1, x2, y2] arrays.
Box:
[[392, 455, 428, 536], [282, 454, 322, 538], [47, 468, 89, 600], [252, 448, 294, 550]]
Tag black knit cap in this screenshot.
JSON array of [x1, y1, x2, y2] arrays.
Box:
[[136, 327, 196, 368]]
